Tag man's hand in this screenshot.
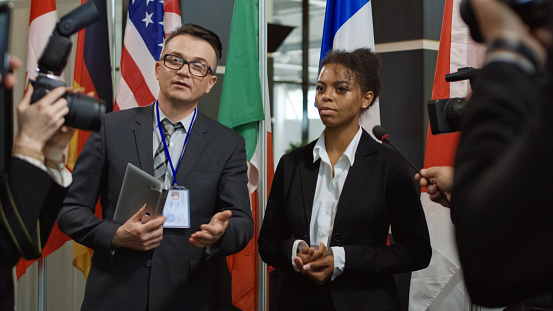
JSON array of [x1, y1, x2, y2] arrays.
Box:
[[189, 210, 231, 248], [415, 166, 454, 207], [294, 243, 334, 284], [112, 205, 166, 251]]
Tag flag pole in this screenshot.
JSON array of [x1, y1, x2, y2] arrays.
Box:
[[258, 0, 268, 309], [110, 0, 117, 100], [38, 257, 46, 311]]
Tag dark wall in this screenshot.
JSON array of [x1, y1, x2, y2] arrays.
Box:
[[372, 1, 443, 310], [179, 0, 235, 66], [373, 0, 443, 170], [178, 0, 235, 120], [373, 0, 443, 42]]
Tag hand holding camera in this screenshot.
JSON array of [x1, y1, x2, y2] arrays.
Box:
[[14, 84, 75, 165], [29, 1, 105, 132], [461, 0, 552, 68]]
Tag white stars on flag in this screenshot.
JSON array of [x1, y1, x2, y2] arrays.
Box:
[[143, 11, 153, 27]]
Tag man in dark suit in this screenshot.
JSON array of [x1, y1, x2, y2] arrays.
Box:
[[418, 0, 553, 307], [1, 56, 74, 311], [452, 0, 553, 307], [57, 24, 253, 311]]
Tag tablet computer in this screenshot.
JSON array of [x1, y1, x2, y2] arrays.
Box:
[[113, 163, 168, 224]]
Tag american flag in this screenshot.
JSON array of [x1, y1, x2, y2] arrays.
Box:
[[114, 0, 181, 111]]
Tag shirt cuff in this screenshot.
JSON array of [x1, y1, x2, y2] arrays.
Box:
[[330, 246, 345, 281], [291, 240, 308, 272], [46, 166, 72, 188], [44, 146, 72, 187]]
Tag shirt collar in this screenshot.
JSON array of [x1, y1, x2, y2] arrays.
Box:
[[153, 105, 195, 133], [313, 127, 363, 166]]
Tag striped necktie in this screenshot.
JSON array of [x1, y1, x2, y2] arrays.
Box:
[[154, 118, 183, 182]]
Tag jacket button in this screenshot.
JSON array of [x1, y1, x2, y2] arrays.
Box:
[[145, 259, 152, 267], [333, 233, 341, 243]]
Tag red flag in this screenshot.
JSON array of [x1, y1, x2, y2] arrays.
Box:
[[70, 0, 113, 278], [409, 0, 484, 309], [16, 0, 68, 280]]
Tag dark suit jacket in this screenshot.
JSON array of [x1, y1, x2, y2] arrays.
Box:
[[258, 130, 431, 311], [453, 60, 553, 306], [57, 104, 253, 311], [1, 157, 67, 311]]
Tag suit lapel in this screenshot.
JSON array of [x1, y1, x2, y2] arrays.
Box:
[[174, 110, 209, 183], [334, 131, 379, 226], [134, 104, 155, 175], [299, 142, 320, 224]]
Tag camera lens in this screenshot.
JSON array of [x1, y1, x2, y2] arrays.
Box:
[[64, 92, 106, 131]]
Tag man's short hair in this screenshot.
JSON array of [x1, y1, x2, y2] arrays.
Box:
[[164, 23, 223, 61]]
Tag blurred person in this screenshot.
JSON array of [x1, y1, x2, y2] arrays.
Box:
[[0, 56, 74, 310], [258, 48, 431, 311], [449, 0, 553, 306]]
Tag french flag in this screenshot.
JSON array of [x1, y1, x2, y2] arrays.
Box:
[[114, 0, 181, 111], [319, 0, 379, 131]]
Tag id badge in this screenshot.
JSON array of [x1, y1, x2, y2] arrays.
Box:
[[162, 186, 190, 228]]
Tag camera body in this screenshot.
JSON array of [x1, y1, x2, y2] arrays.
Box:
[[30, 74, 105, 131], [428, 98, 467, 134], [29, 1, 105, 131], [461, 0, 552, 43], [427, 67, 479, 135]]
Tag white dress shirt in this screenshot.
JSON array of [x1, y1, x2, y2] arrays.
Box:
[[153, 107, 196, 187], [292, 127, 362, 280]]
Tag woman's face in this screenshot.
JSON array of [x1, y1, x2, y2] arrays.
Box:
[[315, 63, 373, 129]]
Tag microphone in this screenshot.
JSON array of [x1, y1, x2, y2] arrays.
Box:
[[372, 125, 420, 173]]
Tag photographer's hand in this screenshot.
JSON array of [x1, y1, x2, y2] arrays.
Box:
[[0, 56, 21, 89], [43, 89, 87, 168], [470, 0, 551, 68], [416, 166, 454, 207], [14, 85, 69, 159]]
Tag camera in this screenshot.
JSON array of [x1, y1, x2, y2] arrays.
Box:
[[29, 1, 105, 131], [460, 0, 552, 43], [427, 67, 479, 135]]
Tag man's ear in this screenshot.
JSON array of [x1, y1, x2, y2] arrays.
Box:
[[204, 75, 217, 94], [155, 61, 161, 81]]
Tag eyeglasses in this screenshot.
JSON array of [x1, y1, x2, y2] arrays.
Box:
[[161, 54, 213, 77]]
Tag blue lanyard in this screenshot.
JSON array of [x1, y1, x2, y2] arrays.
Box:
[[155, 100, 196, 186]]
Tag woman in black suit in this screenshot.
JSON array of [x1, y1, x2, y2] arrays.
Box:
[[258, 48, 431, 311]]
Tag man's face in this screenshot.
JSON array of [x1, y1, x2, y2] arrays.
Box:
[[155, 34, 217, 108]]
